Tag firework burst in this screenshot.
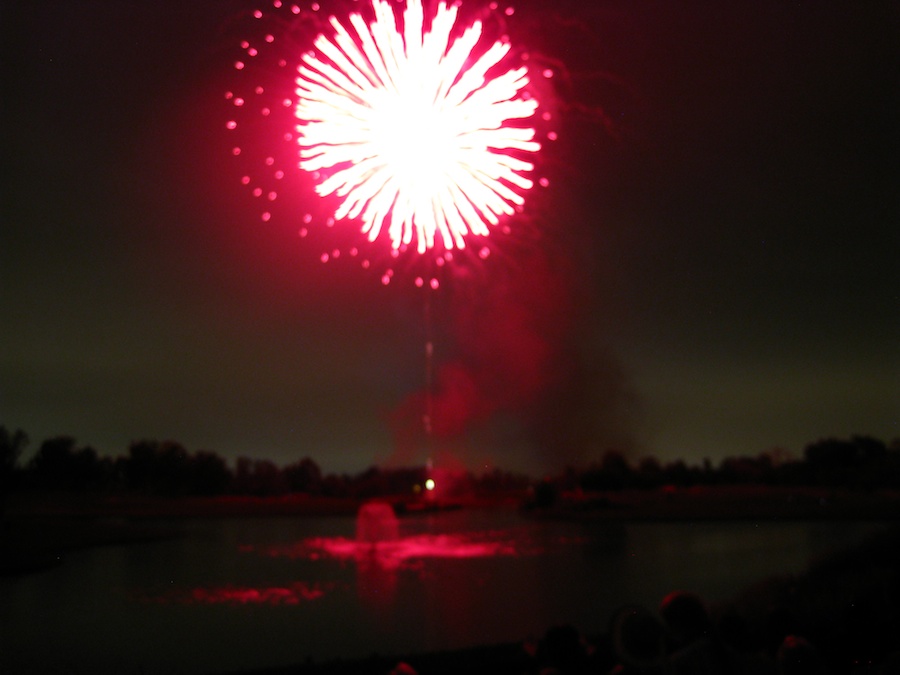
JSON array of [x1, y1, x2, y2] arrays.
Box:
[[296, 0, 540, 254], [226, 0, 554, 284]]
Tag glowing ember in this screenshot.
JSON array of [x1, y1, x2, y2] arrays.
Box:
[[295, 0, 541, 254]]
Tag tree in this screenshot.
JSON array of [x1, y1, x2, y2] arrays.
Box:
[[0, 426, 28, 510], [283, 457, 323, 494], [635, 456, 664, 488], [233, 457, 286, 495], [122, 439, 191, 495], [155, 441, 190, 495], [581, 450, 634, 491], [188, 451, 231, 495], [123, 439, 160, 492], [803, 436, 889, 487]]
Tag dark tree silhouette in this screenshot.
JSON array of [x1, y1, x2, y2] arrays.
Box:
[[188, 450, 232, 496], [580, 450, 634, 491], [155, 441, 190, 495], [122, 439, 192, 495], [234, 457, 287, 495], [123, 439, 160, 492], [29, 436, 106, 490], [283, 457, 323, 494], [0, 426, 28, 512], [635, 456, 664, 488], [804, 436, 893, 487]]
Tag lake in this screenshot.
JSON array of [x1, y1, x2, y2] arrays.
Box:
[[0, 508, 886, 674]]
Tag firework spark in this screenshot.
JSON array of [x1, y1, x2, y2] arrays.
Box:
[[295, 0, 541, 255]]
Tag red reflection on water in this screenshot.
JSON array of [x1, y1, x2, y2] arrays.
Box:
[[136, 529, 592, 610], [260, 534, 520, 570], [139, 581, 330, 605]]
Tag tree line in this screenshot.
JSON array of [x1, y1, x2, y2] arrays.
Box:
[[0, 427, 530, 500], [1, 426, 898, 503], [559, 435, 900, 493]]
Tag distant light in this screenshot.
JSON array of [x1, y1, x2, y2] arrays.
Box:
[[425, 478, 435, 491]]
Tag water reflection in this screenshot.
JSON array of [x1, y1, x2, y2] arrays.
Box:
[[3, 513, 887, 674], [139, 581, 331, 605], [273, 533, 520, 566], [135, 506, 583, 609]]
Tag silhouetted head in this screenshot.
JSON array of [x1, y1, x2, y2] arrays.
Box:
[[610, 605, 666, 672], [539, 623, 588, 671], [764, 604, 799, 655], [659, 590, 711, 649], [776, 635, 828, 675]]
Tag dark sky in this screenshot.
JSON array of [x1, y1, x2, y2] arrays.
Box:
[[2, 0, 897, 475]]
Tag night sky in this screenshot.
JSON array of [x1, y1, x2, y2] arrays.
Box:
[[2, 0, 897, 475]]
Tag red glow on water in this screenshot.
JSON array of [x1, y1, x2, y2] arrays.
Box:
[[140, 581, 330, 606], [191, 583, 324, 605], [138, 524, 592, 609], [254, 533, 522, 573]]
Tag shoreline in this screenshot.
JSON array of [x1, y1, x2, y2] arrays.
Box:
[[6, 485, 899, 520]]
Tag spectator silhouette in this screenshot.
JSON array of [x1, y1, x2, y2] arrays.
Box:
[[388, 662, 418, 675], [660, 591, 721, 674], [660, 591, 711, 650], [775, 636, 828, 675], [661, 591, 776, 675], [608, 605, 667, 674], [537, 623, 591, 674]]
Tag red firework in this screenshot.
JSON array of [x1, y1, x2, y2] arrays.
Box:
[[226, 0, 555, 286]]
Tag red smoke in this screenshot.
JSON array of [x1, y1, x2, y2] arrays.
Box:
[[385, 247, 610, 471]]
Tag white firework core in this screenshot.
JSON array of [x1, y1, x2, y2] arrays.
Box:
[[295, 0, 541, 254]]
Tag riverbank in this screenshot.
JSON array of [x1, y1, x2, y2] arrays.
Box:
[[6, 485, 899, 521]]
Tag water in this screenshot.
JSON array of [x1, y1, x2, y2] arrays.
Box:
[[0, 509, 886, 674]]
